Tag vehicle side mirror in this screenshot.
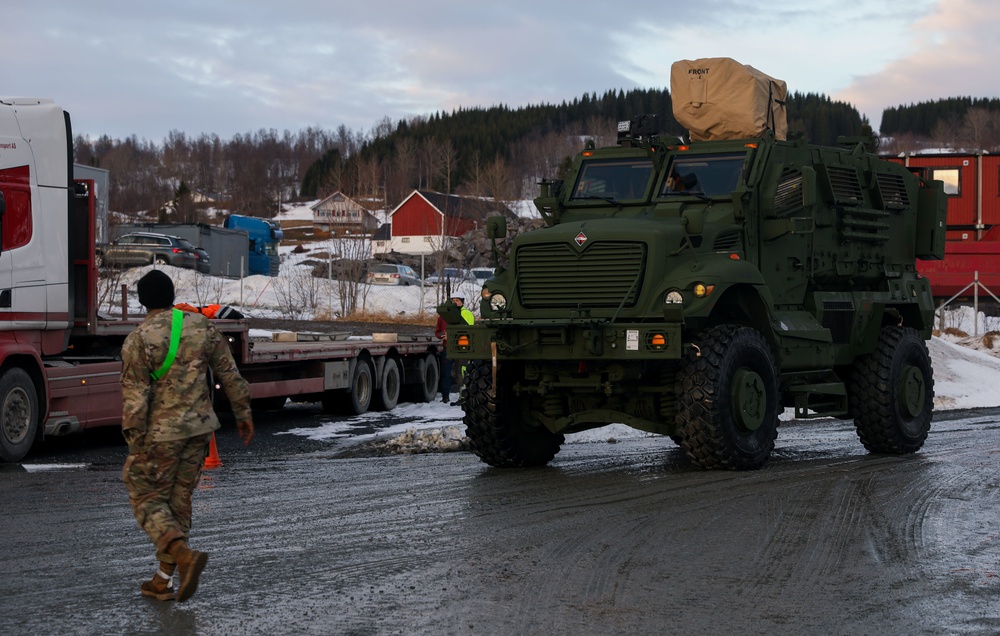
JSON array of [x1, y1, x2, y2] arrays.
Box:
[[486, 216, 507, 239]]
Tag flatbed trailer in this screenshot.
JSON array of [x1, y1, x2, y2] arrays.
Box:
[[0, 98, 440, 463]]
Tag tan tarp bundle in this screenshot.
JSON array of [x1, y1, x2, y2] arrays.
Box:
[[670, 57, 788, 141]]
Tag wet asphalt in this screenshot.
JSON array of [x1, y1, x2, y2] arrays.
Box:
[[3, 407, 1000, 635]]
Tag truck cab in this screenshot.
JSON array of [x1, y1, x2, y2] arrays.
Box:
[[223, 214, 283, 276]]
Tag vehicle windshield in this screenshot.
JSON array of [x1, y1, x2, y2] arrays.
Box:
[[659, 152, 748, 198], [570, 158, 654, 202]]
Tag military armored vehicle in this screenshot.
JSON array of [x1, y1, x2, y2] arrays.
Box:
[[441, 58, 947, 469]]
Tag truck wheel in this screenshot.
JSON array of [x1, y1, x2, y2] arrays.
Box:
[[849, 326, 933, 454], [346, 360, 373, 415], [0, 368, 40, 463], [463, 360, 564, 467], [405, 353, 439, 403], [372, 357, 401, 411], [676, 325, 779, 470]]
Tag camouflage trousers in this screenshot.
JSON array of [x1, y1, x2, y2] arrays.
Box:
[[122, 433, 211, 563]]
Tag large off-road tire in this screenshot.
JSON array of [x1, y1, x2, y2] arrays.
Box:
[[321, 359, 373, 415], [849, 326, 933, 454], [676, 325, 779, 470], [404, 353, 439, 403], [0, 368, 40, 463], [463, 360, 564, 467], [372, 357, 401, 411]]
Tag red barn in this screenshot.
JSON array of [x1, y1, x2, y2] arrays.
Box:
[[374, 190, 512, 256]]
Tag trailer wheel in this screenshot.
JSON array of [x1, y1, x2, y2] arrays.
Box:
[[0, 368, 40, 463], [372, 357, 401, 411], [405, 353, 439, 403], [849, 326, 933, 454], [676, 325, 779, 470], [464, 360, 563, 467]]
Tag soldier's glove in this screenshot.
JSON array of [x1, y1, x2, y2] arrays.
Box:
[[236, 420, 254, 446]]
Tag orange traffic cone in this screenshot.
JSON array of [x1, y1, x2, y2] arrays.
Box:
[[203, 432, 223, 469]]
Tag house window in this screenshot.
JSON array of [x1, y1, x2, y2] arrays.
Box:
[[402, 237, 410, 243], [930, 167, 961, 196], [423, 236, 432, 242]]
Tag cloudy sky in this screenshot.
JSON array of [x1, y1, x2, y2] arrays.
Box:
[[6, 0, 998, 142]]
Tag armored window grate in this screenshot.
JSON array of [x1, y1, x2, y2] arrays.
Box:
[[822, 300, 853, 310], [826, 166, 864, 206], [515, 241, 646, 309], [875, 172, 909, 210], [713, 229, 743, 251], [774, 170, 803, 216]]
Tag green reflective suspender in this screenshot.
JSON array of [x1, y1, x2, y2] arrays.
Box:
[[150, 308, 183, 381]]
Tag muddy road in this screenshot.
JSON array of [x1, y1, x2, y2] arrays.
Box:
[[3, 408, 1000, 635]]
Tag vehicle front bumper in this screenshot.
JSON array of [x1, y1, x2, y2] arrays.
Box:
[[447, 319, 683, 361]]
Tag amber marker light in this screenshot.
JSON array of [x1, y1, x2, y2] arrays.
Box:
[[582, 151, 594, 157], [745, 143, 758, 149], [693, 284, 715, 298], [651, 334, 666, 346], [730, 253, 740, 260], [456, 335, 471, 350]]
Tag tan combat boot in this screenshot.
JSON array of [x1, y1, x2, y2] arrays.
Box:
[[140, 562, 176, 601], [167, 540, 209, 602]]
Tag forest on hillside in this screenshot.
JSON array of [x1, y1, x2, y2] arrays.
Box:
[[73, 89, 995, 223]]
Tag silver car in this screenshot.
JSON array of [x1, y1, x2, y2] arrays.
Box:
[[366, 264, 423, 286]]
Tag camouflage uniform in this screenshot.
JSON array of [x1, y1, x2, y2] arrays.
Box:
[[121, 308, 252, 564]]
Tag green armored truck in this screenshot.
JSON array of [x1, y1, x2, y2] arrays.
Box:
[[441, 58, 947, 469]]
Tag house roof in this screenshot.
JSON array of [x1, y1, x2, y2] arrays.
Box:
[[311, 191, 370, 213], [372, 223, 391, 240], [392, 190, 515, 221]]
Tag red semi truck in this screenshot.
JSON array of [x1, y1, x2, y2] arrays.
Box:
[[0, 98, 441, 463], [890, 153, 1000, 300]]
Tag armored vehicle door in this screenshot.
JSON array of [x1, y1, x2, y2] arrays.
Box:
[[757, 164, 815, 307]]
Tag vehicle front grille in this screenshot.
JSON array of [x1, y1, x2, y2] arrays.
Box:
[[515, 241, 646, 308]]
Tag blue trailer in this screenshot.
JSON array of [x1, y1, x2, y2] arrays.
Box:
[[223, 214, 284, 276]]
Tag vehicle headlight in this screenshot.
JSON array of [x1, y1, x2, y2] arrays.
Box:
[[664, 290, 684, 305], [489, 292, 508, 311]]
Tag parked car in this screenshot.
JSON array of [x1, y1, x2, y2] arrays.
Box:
[[366, 263, 423, 286], [470, 268, 494, 283], [425, 268, 473, 285], [96, 232, 198, 269], [193, 246, 211, 274]]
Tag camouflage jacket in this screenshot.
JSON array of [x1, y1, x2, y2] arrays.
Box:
[[121, 308, 253, 443]]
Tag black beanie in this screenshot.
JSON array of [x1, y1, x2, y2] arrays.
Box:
[[137, 270, 175, 309]]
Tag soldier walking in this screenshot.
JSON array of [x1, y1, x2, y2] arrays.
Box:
[[120, 270, 254, 602]]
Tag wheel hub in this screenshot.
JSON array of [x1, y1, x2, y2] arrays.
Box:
[[898, 363, 926, 418], [3, 387, 30, 444], [731, 368, 765, 432]]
